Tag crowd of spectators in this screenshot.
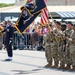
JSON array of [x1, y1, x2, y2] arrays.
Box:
[[0, 21, 49, 51], [0, 20, 74, 51]]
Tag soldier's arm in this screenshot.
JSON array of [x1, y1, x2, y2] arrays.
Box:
[[1, 27, 7, 33], [10, 27, 14, 40]]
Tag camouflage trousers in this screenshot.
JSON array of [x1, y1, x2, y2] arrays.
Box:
[[45, 45, 52, 64], [60, 51, 66, 67], [70, 45, 75, 68], [66, 46, 71, 67], [58, 45, 65, 67], [60, 46, 71, 67], [52, 43, 59, 66]]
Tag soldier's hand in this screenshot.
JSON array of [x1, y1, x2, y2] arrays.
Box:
[[0, 31, 2, 33], [9, 40, 12, 44], [20, 6, 24, 11]]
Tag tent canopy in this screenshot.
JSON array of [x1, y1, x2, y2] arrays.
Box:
[[49, 12, 75, 19]]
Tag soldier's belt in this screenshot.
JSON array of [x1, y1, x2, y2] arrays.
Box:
[[46, 42, 53, 45], [53, 41, 58, 43]]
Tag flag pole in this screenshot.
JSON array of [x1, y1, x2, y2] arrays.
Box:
[[44, 7, 53, 31], [47, 9, 58, 31], [25, 0, 28, 4], [48, 12, 56, 27]]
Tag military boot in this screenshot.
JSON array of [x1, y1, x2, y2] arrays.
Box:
[[64, 65, 71, 70], [45, 63, 52, 67], [58, 65, 65, 69], [52, 64, 58, 68], [72, 66, 75, 71]]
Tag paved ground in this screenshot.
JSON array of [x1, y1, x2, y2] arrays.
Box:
[[0, 49, 75, 75]]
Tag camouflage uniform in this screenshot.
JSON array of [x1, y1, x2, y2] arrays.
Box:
[[65, 28, 74, 69], [0, 26, 4, 49], [52, 29, 60, 67], [43, 31, 53, 67], [69, 31, 75, 69], [59, 30, 67, 68]]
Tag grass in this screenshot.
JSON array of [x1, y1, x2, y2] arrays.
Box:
[[0, 3, 15, 8]]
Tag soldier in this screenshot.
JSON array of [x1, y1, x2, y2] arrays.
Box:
[[65, 22, 74, 69], [0, 22, 4, 49], [69, 25, 75, 70], [52, 21, 61, 68], [44, 26, 53, 67], [59, 24, 67, 69], [2, 20, 14, 61]]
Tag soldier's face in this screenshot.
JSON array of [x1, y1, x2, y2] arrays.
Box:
[[67, 24, 72, 29], [56, 23, 60, 29], [7, 22, 11, 26], [61, 26, 66, 31], [73, 26, 75, 31]]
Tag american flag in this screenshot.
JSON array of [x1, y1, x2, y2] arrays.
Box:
[[26, 0, 32, 4], [41, 0, 48, 26]]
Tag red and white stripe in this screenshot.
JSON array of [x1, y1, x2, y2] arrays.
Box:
[[26, 0, 32, 3], [41, 0, 48, 25], [44, 0, 47, 4]]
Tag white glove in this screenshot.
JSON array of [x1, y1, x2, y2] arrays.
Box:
[[9, 40, 12, 44]]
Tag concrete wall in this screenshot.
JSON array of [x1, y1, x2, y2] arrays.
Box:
[[15, 0, 25, 6], [15, 0, 75, 6], [47, 0, 75, 5]]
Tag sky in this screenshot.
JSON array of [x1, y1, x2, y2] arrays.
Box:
[[0, 0, 15, 4]]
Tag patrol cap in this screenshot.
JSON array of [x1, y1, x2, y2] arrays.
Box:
[[66, 22, 73, 26], [55, 21, 61, 26], [61, 23, 66, 27], [7, 20, 11, 23], [61, 23, 66, 31]]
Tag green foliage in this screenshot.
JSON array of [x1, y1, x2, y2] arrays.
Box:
[[0, 3, 15, 8]]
